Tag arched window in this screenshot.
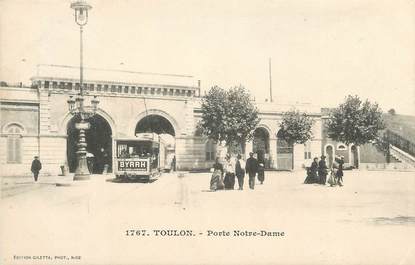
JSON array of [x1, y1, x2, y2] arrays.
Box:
[[337, 144, 347, 150], [5, 124, 24, 164], [205, 139, 216, 161]]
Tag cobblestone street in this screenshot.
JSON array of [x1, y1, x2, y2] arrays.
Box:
[[1, 170, 415, 265]]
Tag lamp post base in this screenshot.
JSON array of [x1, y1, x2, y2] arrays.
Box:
[[73, 173, 90, 181], [74, 155, 90, 181], [73, 124, 91, 181]]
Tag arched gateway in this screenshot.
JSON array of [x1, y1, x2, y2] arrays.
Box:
[[135, 114, 176, 171], [253, 127, 270, 168], [67, 114, 113, 173]]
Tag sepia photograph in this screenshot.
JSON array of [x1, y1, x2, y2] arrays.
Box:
[[0, 0, 414, 264]]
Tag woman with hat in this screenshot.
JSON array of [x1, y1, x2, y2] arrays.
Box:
[[210, 157, 224, 191], [318, 155, 328, 185], [224, 154, 236, 190], [310, 157, 319, 183]]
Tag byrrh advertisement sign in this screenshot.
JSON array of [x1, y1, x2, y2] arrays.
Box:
[[1, 1, 415, 265], [117, 159, 148, 171]]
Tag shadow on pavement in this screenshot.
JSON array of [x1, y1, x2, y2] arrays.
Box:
[[106, 178, 157, 184], [370, 216, 415, 225]]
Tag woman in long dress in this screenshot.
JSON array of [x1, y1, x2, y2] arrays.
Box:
[[210, 157, 224, 191], [224, 154, 236, 190]]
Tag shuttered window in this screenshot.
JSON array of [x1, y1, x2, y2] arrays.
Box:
[[304, 142, 312, 159], [6, 125, 23, 163], [205, 139, 216, 161]]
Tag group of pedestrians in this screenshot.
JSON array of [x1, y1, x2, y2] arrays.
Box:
[[210, 152, 265, 191], [304, 155, 344, 186]]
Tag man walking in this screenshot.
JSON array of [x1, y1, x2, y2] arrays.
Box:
[[245, 152, 259, 190], [31, 156, 42, 182], [235, 154, 245, 190], [336, 156, 345, 186]]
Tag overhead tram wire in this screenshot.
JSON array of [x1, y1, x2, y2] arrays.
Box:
[[36, 64, 194, 78]]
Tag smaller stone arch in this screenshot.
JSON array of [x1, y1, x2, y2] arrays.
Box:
[[324, 144, 335, 168], [256, 124, 272, 136], [252, 126, 271, 168], [336, 143, 348, 150], [129, 109, 181, 136]]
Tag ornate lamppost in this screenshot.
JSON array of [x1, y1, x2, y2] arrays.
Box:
[[67, 0, 99, 180]]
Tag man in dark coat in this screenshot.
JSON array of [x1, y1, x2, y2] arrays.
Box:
[[97, 148, 109, 174], [245, 152, 259, 190], [318, 155, 328, 185], [31, 156, 42, 182]]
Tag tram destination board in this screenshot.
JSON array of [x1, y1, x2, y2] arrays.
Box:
[[117, 159, 148, 171]]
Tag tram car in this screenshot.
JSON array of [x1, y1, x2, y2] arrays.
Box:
[[114, 133, 166, 182]]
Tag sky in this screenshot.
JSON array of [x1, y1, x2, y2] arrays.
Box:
[[1, 0, 414, 115]]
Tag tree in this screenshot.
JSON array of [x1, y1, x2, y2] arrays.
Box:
[[388, 108, 396, 115], [373, 131, 391, 163], [278, 109, 314, 145], [327, 95, 385, 146], [198, 85, 260, 149]]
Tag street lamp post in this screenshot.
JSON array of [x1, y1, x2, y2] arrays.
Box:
[[68, 0, 99, 181]]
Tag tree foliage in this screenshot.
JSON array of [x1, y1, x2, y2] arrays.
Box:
[[278, 109, 314, 145], [198, 85, 260, 147], [388, 108, 396, 115], [327, 95, 385, 146]]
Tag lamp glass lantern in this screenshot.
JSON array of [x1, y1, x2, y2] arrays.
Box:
[[91, 96, 100, 113], [67, 96, 75, 112], [70, 0, 92, 26], [75, 95, 84, 110]]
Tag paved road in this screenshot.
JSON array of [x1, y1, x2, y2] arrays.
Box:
[[1, 170, 414, 265]]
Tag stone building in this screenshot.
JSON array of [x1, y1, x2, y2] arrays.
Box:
[[1, 67, 329, 177]]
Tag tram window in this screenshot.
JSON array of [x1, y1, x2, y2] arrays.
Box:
[[117, 144, 128, 157]]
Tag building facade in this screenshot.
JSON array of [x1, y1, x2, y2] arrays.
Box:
[[1, 71, 366, 177]]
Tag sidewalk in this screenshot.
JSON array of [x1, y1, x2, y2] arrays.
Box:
[[0, 174, 108, 198]]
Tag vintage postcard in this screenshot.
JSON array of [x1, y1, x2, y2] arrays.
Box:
[[1, 0, 414, 264]]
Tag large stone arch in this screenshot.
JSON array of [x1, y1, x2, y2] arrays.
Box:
[[59, 108, 117, 137], [59, 108, 116, 173], [128, 109, 181, 136]]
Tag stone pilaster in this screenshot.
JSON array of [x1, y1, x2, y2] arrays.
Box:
[[269, 138, 277, 169], [183, 100, 195, 136], [38, 84, 51, 134], [245, 141, 253, 158]]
